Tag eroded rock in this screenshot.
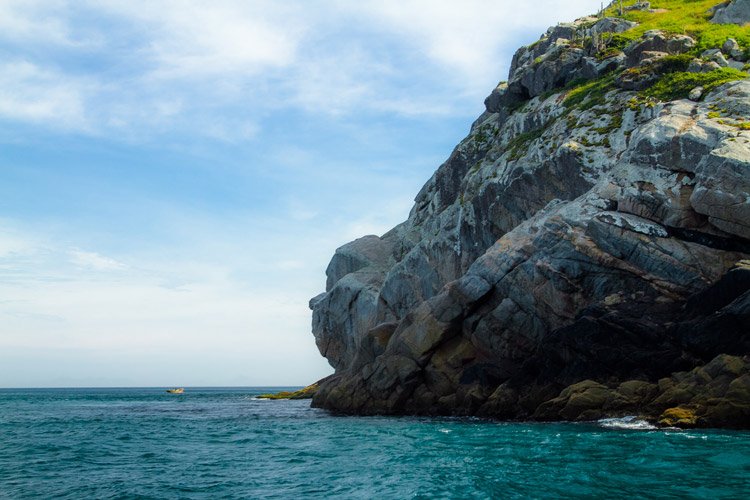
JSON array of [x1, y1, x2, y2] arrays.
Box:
[[309, 11, 750, 428], [711, 0, 750, 25]]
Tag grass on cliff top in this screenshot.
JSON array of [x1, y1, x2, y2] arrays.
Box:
[[644, 67, 748, 100], [604, 0, 750, 52], [561, 0, 750, 108]]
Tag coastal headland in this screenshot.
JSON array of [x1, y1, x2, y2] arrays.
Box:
[[308, 0, 750, 428]]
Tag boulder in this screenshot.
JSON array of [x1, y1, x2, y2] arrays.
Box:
[[711, 0, 750, 25], [689, 86, 704, 101], [688, 58, 722, 73], [591, 17, 637, 35], [702, 48, 730, 67], [625, 32, 696, 67], [722, 37, 747, 61]]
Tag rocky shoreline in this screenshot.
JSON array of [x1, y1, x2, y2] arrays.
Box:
[[309, 0, 750, 429]]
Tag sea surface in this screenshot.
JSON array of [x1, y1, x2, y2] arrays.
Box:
[[1, 387, 749, 499]]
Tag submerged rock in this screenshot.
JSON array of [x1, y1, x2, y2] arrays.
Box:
[[308, 3, 750, 428]]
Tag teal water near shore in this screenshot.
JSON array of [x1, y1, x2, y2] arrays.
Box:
[[1, 387, 749, 498]]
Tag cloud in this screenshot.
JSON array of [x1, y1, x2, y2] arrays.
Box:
[[69, 249, 126, 271], [0, 0, 605, 138], [0, 222, 334, 386], [99, 0, 302, 79], [0, 61, 90, 130], [0, 0, 74, 46]]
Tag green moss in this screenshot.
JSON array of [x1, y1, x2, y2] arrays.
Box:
[[593, 110, 624, 135], [597, 48, 623, 61], [643, 68, 748, 101], [707, 111, 722, 119], [506, 126, 545, 161], [653, 54, 694, 73], [257, 383, 319, 400], [658, 406, 699, 427], [563, 74, 617, 110]]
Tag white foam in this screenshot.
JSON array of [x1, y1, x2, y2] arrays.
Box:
[[598, 416, 657, 430]]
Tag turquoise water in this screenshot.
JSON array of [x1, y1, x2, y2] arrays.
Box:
[[1, 388, 749, 498]]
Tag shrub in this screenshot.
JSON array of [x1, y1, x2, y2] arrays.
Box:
[[643, 68, 748, 101]]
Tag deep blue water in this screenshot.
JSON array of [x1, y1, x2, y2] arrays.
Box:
[[1, 388, 749, 499]]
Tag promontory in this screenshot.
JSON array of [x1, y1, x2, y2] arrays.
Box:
[[309, 0, 750, 429]]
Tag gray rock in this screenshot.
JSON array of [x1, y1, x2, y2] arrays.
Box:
[[688, 58, 722, 73], [309, 17, 750, 425], [625, 33, 696, 67], [591, 17, 637, 35], [691, 137, 750, 239], [703, 48, 730, 67], [325, 235, 392, 291], [722, 38, 747, 61], [689, 86, 705, 101], [626, 1, 651, 10], [712, 0, 750, 25]]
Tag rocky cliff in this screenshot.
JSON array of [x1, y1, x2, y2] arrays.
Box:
[[310, 0, 750, 428]]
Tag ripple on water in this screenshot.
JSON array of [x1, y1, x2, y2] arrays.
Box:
[[0, 388, 749, 498]]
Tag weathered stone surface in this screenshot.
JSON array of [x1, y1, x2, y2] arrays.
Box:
[[712, 0, 750, 25], [703, 48, 730, 67], [325, 235, 392, 291], [689, 86, 704, 101], [591, 17, 637, 35], [722, 37, 746, 61], [624, 32, 695, 67], [688, 59, 722, 73], [691, 138, 750, 239], [309, 11, 750, 428]]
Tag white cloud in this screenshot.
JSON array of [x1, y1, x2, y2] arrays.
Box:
[[99, 0, 302, 78], [0, 61, 90, 130], [0, 222, 334, 386], [0, 0, 75, 46], [69, 249, 126, 271], [0, 0, 604, 137]]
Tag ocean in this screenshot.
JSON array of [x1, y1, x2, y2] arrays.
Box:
[[1, 387, 748, 498]]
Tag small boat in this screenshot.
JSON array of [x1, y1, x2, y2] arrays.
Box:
[[166, 388, 184, 394]]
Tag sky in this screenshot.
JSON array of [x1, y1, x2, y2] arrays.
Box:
[[0, 0, 604, 387]]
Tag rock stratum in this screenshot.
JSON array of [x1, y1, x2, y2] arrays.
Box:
[[309, 0, 750, 428]]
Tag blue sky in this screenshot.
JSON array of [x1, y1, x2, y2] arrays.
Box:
[[0, 0, 603, 387]]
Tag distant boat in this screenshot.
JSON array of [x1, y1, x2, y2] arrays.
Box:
[[166, 388, 184, 394]]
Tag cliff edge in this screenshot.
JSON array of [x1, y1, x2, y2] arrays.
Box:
[[310, 0, 750, 428]]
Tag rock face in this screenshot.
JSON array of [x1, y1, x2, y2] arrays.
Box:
[[712, 0, 750, 25], [309, 7, 750, 428]]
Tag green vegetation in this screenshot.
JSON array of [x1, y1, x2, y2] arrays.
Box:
[[602, 0, 750, 52], [563, 1, 749, 108], [644, 68, 748, 101], [506, 126, 545, 160], [500, 0, 750, 161], [564, 74, 617, 110], [658, 406, 699, 427], [593, 110, 624, 134], [257, 383, 318, 400]]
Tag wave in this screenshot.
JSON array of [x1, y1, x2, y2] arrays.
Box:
[[598, 416, 657, 430]]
